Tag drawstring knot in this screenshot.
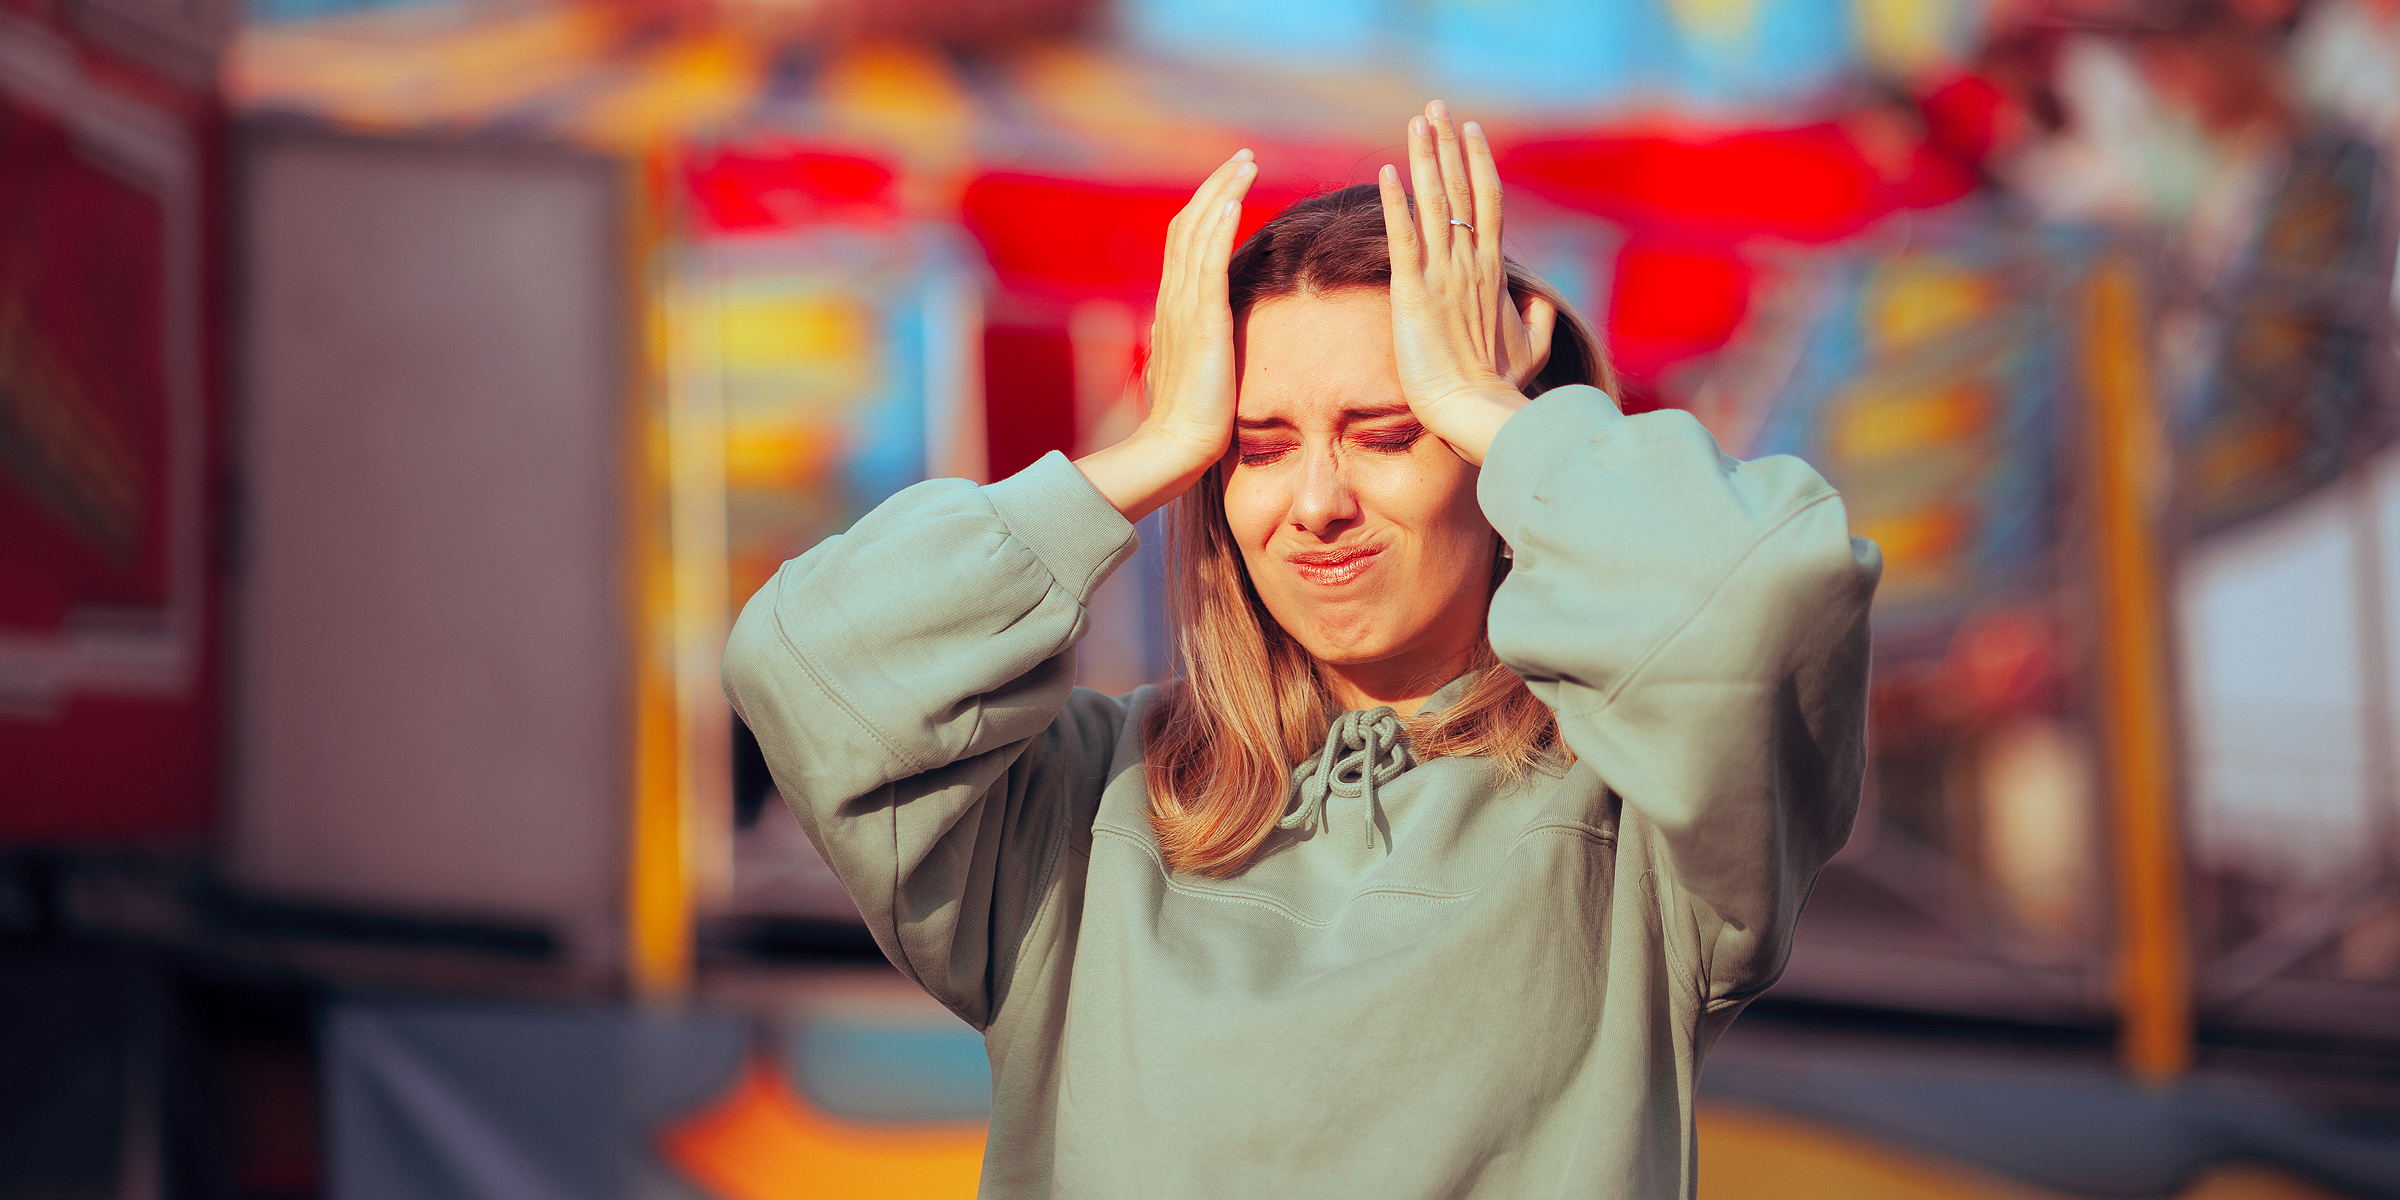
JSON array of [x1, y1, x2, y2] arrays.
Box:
[[1283, 706, 1414, 848]]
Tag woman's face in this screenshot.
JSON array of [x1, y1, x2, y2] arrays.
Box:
[[1225, 289, 1497, 682]]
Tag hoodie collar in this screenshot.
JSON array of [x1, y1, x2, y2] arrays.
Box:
[[1279, 670, 1479, 849]]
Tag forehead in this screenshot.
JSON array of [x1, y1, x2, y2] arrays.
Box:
[[1235, 290, 1399, 421]]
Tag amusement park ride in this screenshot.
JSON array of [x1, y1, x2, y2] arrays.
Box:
[[3, 0, 2396, 1194]]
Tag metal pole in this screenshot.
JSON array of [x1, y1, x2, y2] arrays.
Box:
[[2083, 257, 2193, 1084]]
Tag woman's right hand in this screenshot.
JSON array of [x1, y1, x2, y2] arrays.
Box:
[[1075, 149, 1257, 523]]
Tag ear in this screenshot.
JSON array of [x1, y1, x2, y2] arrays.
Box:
[[1510, 292, 1557, 389]]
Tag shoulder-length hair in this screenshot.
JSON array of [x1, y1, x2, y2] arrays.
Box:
[[1140, 183, 1617, 877]]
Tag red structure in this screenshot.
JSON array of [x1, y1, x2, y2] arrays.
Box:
[[0, 15, 229, 840]]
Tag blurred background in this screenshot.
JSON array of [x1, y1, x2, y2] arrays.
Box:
[[4, 0, 2400, 1195]]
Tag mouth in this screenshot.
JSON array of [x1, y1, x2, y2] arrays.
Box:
[[1287, 545, 1382, 587]]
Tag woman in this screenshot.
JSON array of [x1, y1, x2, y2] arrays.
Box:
[[723, 102, 1880, 1199]]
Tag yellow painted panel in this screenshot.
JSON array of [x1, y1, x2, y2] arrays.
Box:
[[717, 297, 873, 371], [1869, 260, 1997, 352], [567, 31, 763, 148], [725, 423, 839, 490], [818, 41, 975, 130], [1853, 503, 1974, 570], [1857, 0, 1962, 77], [1832, 384, 1993, 463], [227, 6, 623, 131]]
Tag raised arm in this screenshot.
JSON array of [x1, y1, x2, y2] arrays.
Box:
[[1481, 388, 1881, 1002], [1374, 102, 1879, 1002], [721, 458, 1137, 1028], [724, 146, 1266, 1026]]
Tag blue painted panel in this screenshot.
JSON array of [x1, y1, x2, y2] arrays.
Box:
[[247, 0, 444, 25], [1675, 0, 1857, 104], [1423, 0, 1677, 108], [786, 1017, 993, 1123], [1123, 0, 1399, 64]]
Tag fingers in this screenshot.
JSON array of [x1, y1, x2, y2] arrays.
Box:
[[1196, 165, 1256, 311], [1510, 293, 1557, 387], [1462, 119, 1505, 269], [1171, 148, 1252, 236], [1407, 102, 1499, 261], [1376, 162, 1423, 283], [1406, 113, 1449, 244], [1163, 148, 1255, 306], [1426, 100, 1476, 239]]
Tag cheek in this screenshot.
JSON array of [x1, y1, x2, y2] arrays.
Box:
[[1220, 472, 1283, 547], [1356, 456, 1488, 554]]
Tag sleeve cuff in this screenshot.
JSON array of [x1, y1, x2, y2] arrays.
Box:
[[981, 451, 1141, 603], [1478, 384, 1624, 536]]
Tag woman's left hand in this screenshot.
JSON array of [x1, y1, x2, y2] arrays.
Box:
[[1377, 100, 1556, 466]]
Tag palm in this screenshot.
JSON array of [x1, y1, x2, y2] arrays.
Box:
[[1069, 150, 1256, 523], [1376, 102, 1551, 464], [1143, 152, 1256, 462]]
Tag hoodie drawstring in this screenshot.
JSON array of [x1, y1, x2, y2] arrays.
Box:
[[1282, 706, 1414, 848]]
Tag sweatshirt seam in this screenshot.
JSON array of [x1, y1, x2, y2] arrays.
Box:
[[1562, 488, 1840, 721], [1512, 819, 1617, 853], [986, 453, 1137, 604], [1091, 824, 1481, 928], [1073, 532, 1133, 598], [1089, 820, 1619, 929], [763, 570, 926, 778]]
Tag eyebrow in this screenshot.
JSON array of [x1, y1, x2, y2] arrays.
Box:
[[1236, 404, 1417, 431]]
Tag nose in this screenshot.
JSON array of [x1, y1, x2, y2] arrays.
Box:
[[1289, 443, 1361, 538]]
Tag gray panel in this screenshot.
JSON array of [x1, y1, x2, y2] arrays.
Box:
[[232, 128, 625, 964], [326, 1001, 745, 1200]]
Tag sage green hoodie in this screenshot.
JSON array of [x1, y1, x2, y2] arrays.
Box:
[[721, 385, 1881, 1199]]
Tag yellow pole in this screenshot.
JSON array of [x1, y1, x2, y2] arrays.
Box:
[[2082, 256, 2192, 1083], [627, 145, 693, 999]]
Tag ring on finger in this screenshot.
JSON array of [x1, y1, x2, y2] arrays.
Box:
[[1448, 219, 1474, 230]]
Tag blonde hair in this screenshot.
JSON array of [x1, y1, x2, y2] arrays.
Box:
[[1140, 185, 1617, 877]]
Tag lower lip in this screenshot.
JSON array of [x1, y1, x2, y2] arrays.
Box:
[[1293, 551, 1380, 586]]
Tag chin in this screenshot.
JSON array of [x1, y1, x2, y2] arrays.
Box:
[[1282, 611, 1419, 668]]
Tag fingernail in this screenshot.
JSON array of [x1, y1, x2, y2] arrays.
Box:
[[1223, 199, 1240, 217], [1379, 163, 1396, 183], [1236, 161, 1255, 176], [1233, 148, 1253, 162], [1463, 120, 1483, 140], [1411, 116, 1426, 136], [1429, 99, 1448, 119]]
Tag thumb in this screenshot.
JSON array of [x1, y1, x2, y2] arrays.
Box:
[[1508, 293, 1557, 388]]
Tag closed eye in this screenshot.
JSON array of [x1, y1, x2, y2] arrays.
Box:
[[1237, 440, 1297, 466], [1353, 422, 1424, 453]]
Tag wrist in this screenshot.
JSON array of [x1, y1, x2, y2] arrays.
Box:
[[1075, 426, 1220, 524], [1418, 383, 1528, 467]]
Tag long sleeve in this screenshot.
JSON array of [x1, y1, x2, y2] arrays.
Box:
[[1479, 385, 1882, 1005], [720, 452, 1139, 1029]]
